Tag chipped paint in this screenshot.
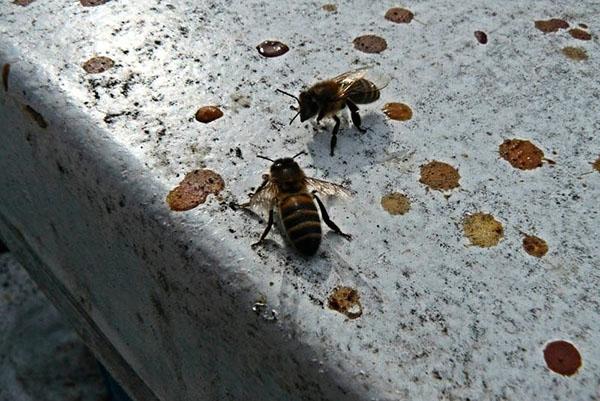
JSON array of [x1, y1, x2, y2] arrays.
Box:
[[592, 156, 600, 173], [383, 102, 413, 121], [384, 8, 414, 24], [499, 139, 545, 170], [352, 35, 387, 53], [80, 0, 110, 6], [194, 106, 223, 124], [463, 213, 503, 247], [381, 192, 410, 215], [474, 31, 488, 44], [166, 169, 224, 211], [562, 46, 588, 61], [544, 340, 582, 376], [419, 161, 460, 191], [82, 56, 115, 74], [256, 40, 289, 58], [534, 19, 569, 33], [328, 286, 362, 319], [522, 234, 548, 257], [568, 28, 592, 40]]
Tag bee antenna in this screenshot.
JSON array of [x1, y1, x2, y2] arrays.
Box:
[[292, 150, 306, 159], [276, 88, 300, 102], [289, 110, 301, 125], [257, 155, 274, 162]]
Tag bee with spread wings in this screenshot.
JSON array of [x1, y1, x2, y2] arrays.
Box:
[[240, 151, 352, 256], [277, 66, 389, 156]]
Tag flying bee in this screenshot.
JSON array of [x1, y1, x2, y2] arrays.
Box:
[[240, 151, 352, 256], [277, 66, 389, 156]]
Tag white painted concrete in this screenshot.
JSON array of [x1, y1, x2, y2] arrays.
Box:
[[1, 1, 599, 400]]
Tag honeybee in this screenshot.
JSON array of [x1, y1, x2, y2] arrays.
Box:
[[277, 66, 388, 156], [240, 151, 352, 256]]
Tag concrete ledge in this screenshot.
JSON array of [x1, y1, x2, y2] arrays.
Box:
[[1, 1, 599, 400]]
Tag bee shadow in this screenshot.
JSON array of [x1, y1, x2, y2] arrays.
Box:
[[241, 210, 337, 277], [305, 111, 393, 174], [293, 251, 335, 285]]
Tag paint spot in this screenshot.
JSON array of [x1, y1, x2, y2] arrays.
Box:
[[22, 105, 48, 129], [499, 139, 545, 170], [166, 169, 224, 211], [256, 40, 289, 58], [534, 19, 569, 33], [353, 35, 387, 54], [523, 235, 548, 257], [195, 106, 223, 123], [383, 102, 412, 121], [592, 156, 600, 173], [381, 193, 410, 215], [568, 28, 592, 40], [474, 31, 488, 44], [12, 0, 35, 5], [385, 8, 414, 24], [328, 286, 362, 319], [544, 340, 582, 376], [463, 213, 503, 247], [322, 4, 337, 12], [2, 64, 9, 92], [419, 161, 460, 191], [80, 0, 109, 6], [82, 56, 114, 74], [562, 46, 588, 61]]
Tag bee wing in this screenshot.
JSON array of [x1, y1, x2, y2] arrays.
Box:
[[331, 66, 391, 100], [246, 179, 279, 211], [305, 177, 353, 198], [331, 66, 370, 87]]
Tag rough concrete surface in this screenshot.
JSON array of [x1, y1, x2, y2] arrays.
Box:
[[0, 1, 599, 400], [0, 252, 107, 401]]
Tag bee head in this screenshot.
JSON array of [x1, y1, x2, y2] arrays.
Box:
[[260, 151, 307, 192], [271, 157, 304, 181], [298, 91, 318, 122]]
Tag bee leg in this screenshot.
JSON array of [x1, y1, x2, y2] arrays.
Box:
[[252, 174, 271, 196], [346, 100, 367, 133], [316, 108, 327, 122], [239, 174, 270, 208], [330, 115, 341, 157], [312, 193, 352, 241], [252, 208, 274, 248]]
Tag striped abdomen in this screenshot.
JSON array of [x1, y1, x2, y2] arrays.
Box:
[[347, 78, 380, 104], [279, 193, 322, 256]]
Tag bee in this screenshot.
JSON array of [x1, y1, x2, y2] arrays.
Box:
[[277, 66, 388, 156], [240, 151, 352, 256]]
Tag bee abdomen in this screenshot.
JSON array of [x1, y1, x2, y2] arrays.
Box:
[[280, 194, 322, 256], [347, 79, 380, 104]]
